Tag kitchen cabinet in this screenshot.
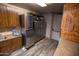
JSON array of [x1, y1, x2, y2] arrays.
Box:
[[0, 37, 22, 55], [8, 10, 19, 27], [0, 4, 19, 28], [0, 4, 4, 28], [0, 4, 8, 28]]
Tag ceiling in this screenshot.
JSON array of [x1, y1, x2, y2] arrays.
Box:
[[10, 3, 64, 13]]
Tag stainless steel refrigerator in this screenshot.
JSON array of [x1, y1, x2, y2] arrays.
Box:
[[19, 14, 46, 48]]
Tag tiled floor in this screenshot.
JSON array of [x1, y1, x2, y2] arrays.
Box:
[[10, 38, 58, 56]]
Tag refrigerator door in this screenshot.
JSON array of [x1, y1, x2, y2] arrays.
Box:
[[28, 15, 34, 29]]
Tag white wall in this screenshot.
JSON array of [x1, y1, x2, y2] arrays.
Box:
[[43, 13, 53, 38], [52, 31, 60, 41], [43, 13, 62, 41], [53, 14, 62, 32], [52, 14, 62, 41]]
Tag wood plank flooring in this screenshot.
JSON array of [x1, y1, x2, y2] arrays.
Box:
[[25, 34, 45, 48], [10, 38, 58, 56]]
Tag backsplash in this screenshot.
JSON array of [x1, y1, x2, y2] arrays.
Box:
[[0, 27, 21, 33], [0, 27, 15, 33]]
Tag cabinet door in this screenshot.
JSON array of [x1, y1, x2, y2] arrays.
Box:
[[0, 37, 22, 54], [0, 40, 11, 54], [11, 37, 22, 50], [12, 12, 19, 27], [0, 5, 19, 28], [0, 5, 2, 28], [0, 5, 8, 28], [3, 6, 8, 27], [8, 10, 14, 27], [8, 10, 19, 27], [0, 5, 4, 28]]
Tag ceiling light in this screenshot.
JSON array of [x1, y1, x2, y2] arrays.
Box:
[[36, 3, 47, 7]]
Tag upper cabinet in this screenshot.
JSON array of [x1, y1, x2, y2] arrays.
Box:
[[0, 4, 8, 28], [0, 4, 19, 28], [8, 10, 19, 27]]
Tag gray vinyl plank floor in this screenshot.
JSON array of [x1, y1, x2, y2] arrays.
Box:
[[10, 38, 58, 56]]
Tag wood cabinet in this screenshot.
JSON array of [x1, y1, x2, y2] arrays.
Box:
[[0, 4, 8, 28], [0, 37, 22, 55], [0, 4, 19, 28], [8, 10, 19, 27]]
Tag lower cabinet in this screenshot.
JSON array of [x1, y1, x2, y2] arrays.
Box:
[[0, 37, 22, 55]]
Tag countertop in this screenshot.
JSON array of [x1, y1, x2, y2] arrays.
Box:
[[0, 35, 22, 42]]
